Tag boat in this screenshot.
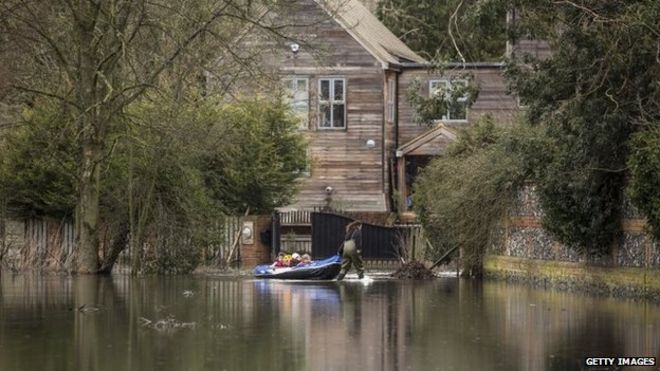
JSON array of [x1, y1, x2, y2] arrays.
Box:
[[254, 255, 342, 280]]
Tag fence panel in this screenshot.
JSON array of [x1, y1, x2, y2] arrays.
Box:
[[280, 235, 312, 254], [213, 216, 241, 263], [16, 218, 75, 270], [280, 210, 311, 225]]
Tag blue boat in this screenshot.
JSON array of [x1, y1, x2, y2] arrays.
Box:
[[253, 255, 342, 280]]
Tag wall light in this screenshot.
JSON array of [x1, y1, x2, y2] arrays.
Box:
[[290, 43, 300, 54]]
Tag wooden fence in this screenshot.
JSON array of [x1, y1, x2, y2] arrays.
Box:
[[1, 215, 243, 271], [209, 216, 241, 263], [279, 210, 311, 225], [280, 234, 312, 254], [0, 218, 75, 271], [24, 219, 75, 269], [1, 214, 421, 271]]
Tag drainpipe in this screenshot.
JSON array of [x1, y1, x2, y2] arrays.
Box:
[[395, 72, 400, 150]]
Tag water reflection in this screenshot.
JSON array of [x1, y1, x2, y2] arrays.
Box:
[[1, 275, 659, 371]]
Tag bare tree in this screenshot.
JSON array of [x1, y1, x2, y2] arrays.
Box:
[[0, 0, 306, 273]]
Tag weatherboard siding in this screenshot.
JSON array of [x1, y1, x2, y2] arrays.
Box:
[[397, 67, 520, 146], [263, 0, 388, 211]]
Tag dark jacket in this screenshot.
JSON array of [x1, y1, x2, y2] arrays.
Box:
[[350, 228, 362, 250], [339, 226, 362, 255]]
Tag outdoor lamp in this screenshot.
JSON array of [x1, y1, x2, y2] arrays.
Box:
[[366, 139, 376, 149], [290, 43, 300, 54]]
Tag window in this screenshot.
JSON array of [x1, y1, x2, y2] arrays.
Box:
[[429, 79, 468, 121], [387, 79, 396, 122], [516, 95, 528, 109], [318, 78, 346, 129], [283, 77, 309, 130], [293, 147, 312, 178]]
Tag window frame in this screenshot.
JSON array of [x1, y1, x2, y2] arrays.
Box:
[[318, 77, 347, 130], [428, 79, 469, 122], [282, 76, 310, 130], [387, 79, 396, 123]]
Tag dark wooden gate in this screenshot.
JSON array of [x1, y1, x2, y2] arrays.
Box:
[[270, 211, 281, 261], [310, 212, 402, 259]]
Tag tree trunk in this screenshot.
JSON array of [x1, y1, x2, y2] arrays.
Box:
[[75, 1, 102, 274], [98, 223, 129, 274], [77, 141, 101, 273]]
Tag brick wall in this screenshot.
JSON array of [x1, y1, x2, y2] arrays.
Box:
[[484, 185, 660, 298], [240, 215, 272, 268], [489, 185, 658, 268]]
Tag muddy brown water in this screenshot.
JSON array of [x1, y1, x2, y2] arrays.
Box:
[[1, 274, 659, 371]]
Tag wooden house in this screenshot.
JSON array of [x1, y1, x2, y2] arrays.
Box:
[[249, 0, 425, 213], [242, 0, 522, 217], [394, 62, 520, 219]]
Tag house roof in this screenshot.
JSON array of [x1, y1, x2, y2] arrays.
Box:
[[396, 124, 458, 157], [319, 0, 427, 66]]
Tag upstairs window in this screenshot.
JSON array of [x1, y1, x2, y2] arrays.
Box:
[[319, 78, 346, 129], [429, 79, 468, 122], [283, 77, 309, 130]]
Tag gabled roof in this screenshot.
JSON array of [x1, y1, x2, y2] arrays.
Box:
[[318, 0, 426, 66], [396, 124, 458, 157]]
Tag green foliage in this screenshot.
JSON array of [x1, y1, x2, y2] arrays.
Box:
[[100, 94, 224, 273], [414, 118, 547, 273], [112, 94, 305, 272], [376, 0, 507, 61], [534, 102, 629, 253], [200, 98, 307, 214], [0, 0, 302, 272], [406, 76, 479, 126], [413, 0, 660, 268], [627, 127, 660, 241], [0, 102, 77, 218], [499, 0, 660, 251], [0, 91, 307, 273]]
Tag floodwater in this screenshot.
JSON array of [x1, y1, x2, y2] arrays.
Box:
[[1, 274, 659, 371]]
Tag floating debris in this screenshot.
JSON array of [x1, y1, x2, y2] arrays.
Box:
[[75, 304, 103, 313], [211, 323, 229, 330], [391, 261, 435, 279], [139, 315, 196, 332]]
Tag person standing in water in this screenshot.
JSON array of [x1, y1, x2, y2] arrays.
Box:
[[337, 221, 364, 280]]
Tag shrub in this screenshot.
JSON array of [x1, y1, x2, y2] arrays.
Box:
[[414, 118, 548, 275]]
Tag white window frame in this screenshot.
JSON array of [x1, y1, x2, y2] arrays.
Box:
[[387, 79, 396, 123], [282, 77, 309, 130], [318, 77, 346, 130], [293, 146, 312, 178], [516, 95, 528, 109], [429, 79, 469, 122]]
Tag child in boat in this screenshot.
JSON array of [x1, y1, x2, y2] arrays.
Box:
[[271, 252, 287, 268], [290, 253, 302, 267], [297, 254, 312, 266]]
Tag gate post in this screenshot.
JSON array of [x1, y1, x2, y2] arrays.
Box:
[[240, 215, 272, 269], [271, 211, 281, 261]]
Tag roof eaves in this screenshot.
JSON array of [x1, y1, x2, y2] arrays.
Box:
[[315, 0, 426, 68], [314, 0, 390, 66], [399, 61, 506, 69], [396, 124, 458, 157]]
